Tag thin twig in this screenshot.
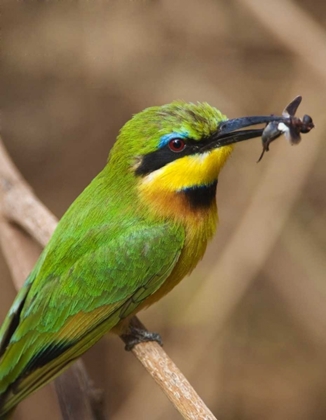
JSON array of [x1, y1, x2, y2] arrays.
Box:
[[54, 361, 106, 420], [0, 137, 217, 420]]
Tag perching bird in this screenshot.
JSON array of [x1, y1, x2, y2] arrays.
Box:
[[0, 101, 296, 417]]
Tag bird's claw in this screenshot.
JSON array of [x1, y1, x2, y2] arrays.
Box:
[[121, 323, 163, 351]]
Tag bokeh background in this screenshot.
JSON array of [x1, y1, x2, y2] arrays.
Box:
[[1, 1, 326, 419]]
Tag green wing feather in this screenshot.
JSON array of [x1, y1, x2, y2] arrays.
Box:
[[0, 222, 184, 416]]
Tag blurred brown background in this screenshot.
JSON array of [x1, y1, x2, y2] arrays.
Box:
[[1, 1, 326, 419]]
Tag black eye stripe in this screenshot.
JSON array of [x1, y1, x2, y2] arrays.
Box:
[[135, 134, 218, 177], [135, 144, 194, 176]]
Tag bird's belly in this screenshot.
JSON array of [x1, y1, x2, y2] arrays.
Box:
[[113, 203, 218, 336]]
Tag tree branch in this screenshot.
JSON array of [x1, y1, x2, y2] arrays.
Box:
[[0, 137, 217, 420]]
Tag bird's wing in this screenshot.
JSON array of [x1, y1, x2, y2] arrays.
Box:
[[0, 222, 184, 414], [0, 279, 33, 358]]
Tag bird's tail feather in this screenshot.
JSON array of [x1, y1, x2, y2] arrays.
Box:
[[0, 312, 113, 418]]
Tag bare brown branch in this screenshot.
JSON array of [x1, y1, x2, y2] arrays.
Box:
[[54, 361, 105, 420]]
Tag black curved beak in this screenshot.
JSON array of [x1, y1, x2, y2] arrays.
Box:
[[204, 115, 285, 151], [203, 96, 314, 163]]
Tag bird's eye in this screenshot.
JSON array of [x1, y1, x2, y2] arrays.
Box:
[[168, 138, 186, 152]]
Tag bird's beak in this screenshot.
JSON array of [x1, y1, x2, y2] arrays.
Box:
[[202, 97, 314, 162], [204, 115, 286, 150]]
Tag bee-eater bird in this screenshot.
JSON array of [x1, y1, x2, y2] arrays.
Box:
[[0, 100, 312, 417]]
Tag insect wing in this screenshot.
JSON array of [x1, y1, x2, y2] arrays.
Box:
[[282, 95, 302, 117], [285, 125, 302, 145]]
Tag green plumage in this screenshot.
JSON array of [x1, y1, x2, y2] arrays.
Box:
[[0, 165, 184, 413], [0, 101, 229, 417]]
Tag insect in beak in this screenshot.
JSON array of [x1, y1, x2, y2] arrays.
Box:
[[205, 96, 314, 162], [257, 96, 314, 162]]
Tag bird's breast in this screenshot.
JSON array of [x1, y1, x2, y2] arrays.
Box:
[[136, 183, 218, 308]]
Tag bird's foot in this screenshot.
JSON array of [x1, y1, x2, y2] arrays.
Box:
[[121, 317, 163, 351]]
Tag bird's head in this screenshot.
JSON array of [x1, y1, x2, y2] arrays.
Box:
[[108, 101, 279, 220]]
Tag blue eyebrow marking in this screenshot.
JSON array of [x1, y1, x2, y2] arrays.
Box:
[[159, 132, 189, 148]]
